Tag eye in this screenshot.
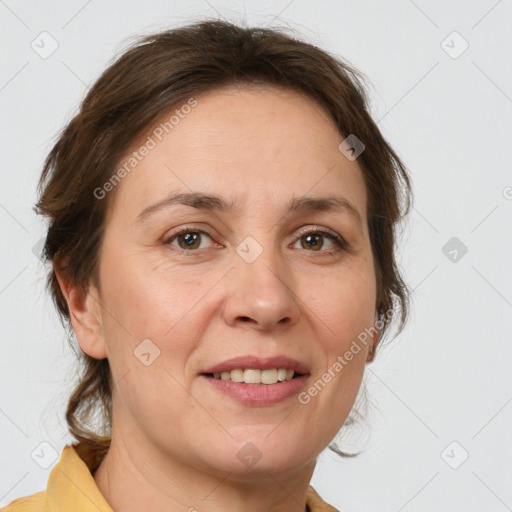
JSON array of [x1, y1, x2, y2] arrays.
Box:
[[164, 227, 215, 251], [163, 225, 348, 255], [291, 227, 347, 253]]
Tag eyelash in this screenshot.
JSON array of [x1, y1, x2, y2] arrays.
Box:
[[163, 225, 348, 256]]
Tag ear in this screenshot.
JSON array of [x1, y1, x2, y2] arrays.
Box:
[[54, 264, 107, 360]]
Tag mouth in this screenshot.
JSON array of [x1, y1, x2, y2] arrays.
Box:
[[200, 354, 310, 382], [202, 368, 303, 384], [199, 355, 310, 406]]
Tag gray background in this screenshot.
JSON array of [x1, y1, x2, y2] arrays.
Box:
[[1, 1, 511, 511]]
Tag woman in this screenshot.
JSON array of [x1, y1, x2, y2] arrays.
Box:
[[5, 19, 411, 512]]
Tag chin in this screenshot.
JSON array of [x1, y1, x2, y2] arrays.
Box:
[[198, 434, 315, 478]]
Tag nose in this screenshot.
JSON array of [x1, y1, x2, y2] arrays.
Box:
[[222, 245, 301, 332]]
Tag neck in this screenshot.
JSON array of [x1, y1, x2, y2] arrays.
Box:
[[93, 428, 316, 512]]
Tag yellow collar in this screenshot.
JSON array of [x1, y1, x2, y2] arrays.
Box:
[[7, 444, 338, 511]]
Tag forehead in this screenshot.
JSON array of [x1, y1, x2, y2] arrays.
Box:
[[106, 85, 368, 224]]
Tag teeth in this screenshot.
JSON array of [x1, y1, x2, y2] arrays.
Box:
[[277, 368, 288, 382], [230, 369, 244, 382], [244, 369, 261, 384], [211, 368, 296, 384], [260, 368, 277, 384]]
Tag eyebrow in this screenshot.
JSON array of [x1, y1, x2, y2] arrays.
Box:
[[134, 192, 363, 227]]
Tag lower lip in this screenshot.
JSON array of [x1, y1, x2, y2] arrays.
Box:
[[201, 375, 309, 406]]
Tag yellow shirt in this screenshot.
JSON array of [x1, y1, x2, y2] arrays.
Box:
[[3, 445, 338, 511]]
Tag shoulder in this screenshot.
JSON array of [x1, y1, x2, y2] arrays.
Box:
[[306, 485, 339, 512], [2, 491, 47, 511], [2, 442, 111, 512]]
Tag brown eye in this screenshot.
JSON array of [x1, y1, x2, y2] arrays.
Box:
[[292, 229, 345, 253], [300, 233, 324, 251], [166, 230, 214, 251], [177, 232, 201, 250]]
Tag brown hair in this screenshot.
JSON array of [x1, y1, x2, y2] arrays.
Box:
[[35, 19, 412, 468]]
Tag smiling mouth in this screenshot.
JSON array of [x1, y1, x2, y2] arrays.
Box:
[[202, 368, 302, 385]]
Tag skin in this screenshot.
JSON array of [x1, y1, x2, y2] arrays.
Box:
[[55, 84, 379, 512]]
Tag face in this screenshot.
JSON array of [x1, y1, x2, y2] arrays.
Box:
[[76, 85, 378, 478]]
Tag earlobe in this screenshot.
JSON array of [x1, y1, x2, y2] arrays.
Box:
[[53, 265, 108, 360], [366, 339, 377, 362], [366, 312, 381, 362]]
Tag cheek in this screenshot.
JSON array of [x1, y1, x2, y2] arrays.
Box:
[[97, 248, 218, 379], [99, 246, 196, 336], [96, 255, 203, 426], [301, 257, 377, 352], [297, 271, 374, 446]]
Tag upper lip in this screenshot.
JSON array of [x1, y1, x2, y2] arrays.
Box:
[[201, 355, 310, 376]]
